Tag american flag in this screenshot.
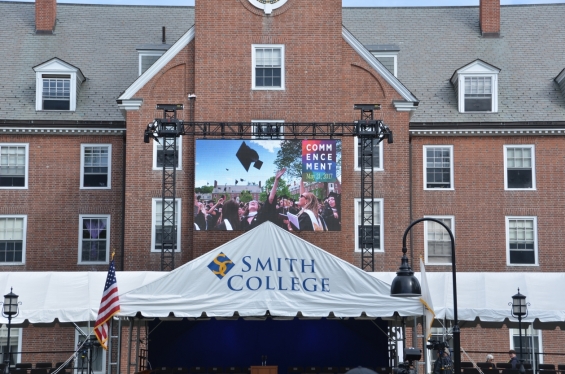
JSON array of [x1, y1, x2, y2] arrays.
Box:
[[94, 259, 120, 350]]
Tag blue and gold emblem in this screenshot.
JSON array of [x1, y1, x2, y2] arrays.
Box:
[[208, 252, 234, 280]]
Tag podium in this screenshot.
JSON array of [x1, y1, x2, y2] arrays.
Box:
[[251, 366, 278, 374]]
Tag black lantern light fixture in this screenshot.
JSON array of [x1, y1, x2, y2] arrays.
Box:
[[1, 288, 20, 374], [391, 218, 460, 374], [510, 288, 529, 373]]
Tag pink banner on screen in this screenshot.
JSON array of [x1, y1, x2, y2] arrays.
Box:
[[302, 140, 337, 182]]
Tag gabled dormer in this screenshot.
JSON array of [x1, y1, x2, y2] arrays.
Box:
[[32, 58, 86, 111], [450, 59, 500, 113]]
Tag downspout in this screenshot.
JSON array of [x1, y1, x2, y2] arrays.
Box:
[[121, 131, 126, 270]]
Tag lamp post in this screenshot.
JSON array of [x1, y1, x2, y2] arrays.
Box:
[[1, 288, 20, 374], [391, 218, 460, 374], [510, 289, 529, 373]]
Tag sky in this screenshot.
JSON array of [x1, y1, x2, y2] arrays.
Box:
[[4, 0, 565, 6]]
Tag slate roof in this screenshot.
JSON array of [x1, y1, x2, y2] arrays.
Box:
[[343, 4, 565, 124], [0, 1, 194, 123], [1, 2, 564, 125]]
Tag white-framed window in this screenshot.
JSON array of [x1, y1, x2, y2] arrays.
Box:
[[506, 216, 538, 266], [78, 215, 110, 264], [424, 216, 454, 265], [0, 144, 29, 189], [424, 145, 454, 190], [252, 45, 284, 90], [74, 325, 105, 374], [504, 145, 536, 190], [251, 120, 284, 139], [451, 60, 499, 113], [33, 58, 84, 112], [151, 198, 181, 252], [509, 327, 542, 364], [81, 145, 111, 189], [0, 216, 26, 264], [0, 326, 22, 365], [138, 51, 164, 76], [152, 136, 182, 170], [354, 137, 383, 171], [371, 53, 398, 77], [354, 198, 383, 252]]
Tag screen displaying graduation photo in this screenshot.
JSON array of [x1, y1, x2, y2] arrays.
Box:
[[194, 139, 342, 232]]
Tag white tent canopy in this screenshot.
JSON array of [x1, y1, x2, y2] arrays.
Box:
[[118, 222, 423, 318], [0, 271, 165, 325], [370, 272, 565, 329]]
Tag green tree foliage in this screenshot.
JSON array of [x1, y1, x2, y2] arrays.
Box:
[[274, 140, 342, 181], [195, 185, 213, 193], [259, 176, 291, 202], [239, 190, 253, 203]]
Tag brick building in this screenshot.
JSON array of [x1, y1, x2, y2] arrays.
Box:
[[0, 0, 564, 373]]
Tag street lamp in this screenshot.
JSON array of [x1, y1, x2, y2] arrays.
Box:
[[1, 288, 20, 374], [391, 218, 460, 374], [510, 289, 529, 373]]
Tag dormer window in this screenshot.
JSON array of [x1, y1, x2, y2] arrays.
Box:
[[33, 58, 85, 112], [451, 60, 500, 113], [137, 44, 170, 76], [367, 44, 400, 77]]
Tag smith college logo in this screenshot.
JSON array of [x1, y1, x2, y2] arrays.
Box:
[[207, 252, 235, 280]]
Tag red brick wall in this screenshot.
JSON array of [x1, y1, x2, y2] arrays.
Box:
[[123, 0, 411, 271], [410, 135, 565, 272], [0, 133, 124, 271]]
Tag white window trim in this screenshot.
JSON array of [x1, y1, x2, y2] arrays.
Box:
[[458, 73, 498, 113], [353, 198, 384, 253], [0, 215, 27, 266], [0, 143, 29, 190], [505, 216, 539, 267], [424, 215, 455, 266], [251, 120, 284, 139], [80, 144, 112, 190], [74, 324, 106, 374], [504, 145, 536, 191], [33, 59, 83, 112], [0, 326, 22, 364], [151, 198, 182, 253], [509, 326, 543, 364], [252, 44, 285, 91], [78, 215, 110, 265], [423, 145, 454, 191], [138, 51, 164, 76], [371, 52, 398, 77], [354, 136, 383, 171], [152, 136, 183, 171]]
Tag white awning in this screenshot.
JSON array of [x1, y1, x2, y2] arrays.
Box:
[[0, 271, 165, 325], [370, 272, 565, 329]]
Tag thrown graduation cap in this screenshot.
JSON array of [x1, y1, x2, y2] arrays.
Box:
[[236, 141, 263, 171]]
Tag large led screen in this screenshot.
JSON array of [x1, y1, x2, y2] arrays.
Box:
[[195, 139, 341, 232]]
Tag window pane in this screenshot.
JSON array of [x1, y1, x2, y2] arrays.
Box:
[[357, 201, 380, 250], [507, 147, 533, 188], [83, 146, 109, 187], [508, 219, 535, 265], [81, 218, 107, 262], [42, 78, 70, 110], [357, 138, 380, 169], [426, 147, 451, 188], [0, 146, 26, 187], [155, 201, 179, 250], [427, 219, 452, 264], [0, 217, 24, 263]]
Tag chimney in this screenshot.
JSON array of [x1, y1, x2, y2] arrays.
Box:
[[480, 0, 500, 37], [36, 0, 57, 34]]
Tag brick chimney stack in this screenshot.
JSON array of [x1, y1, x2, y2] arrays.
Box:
[[36, 0, 57, 34], [480, 0, 500, 37]]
